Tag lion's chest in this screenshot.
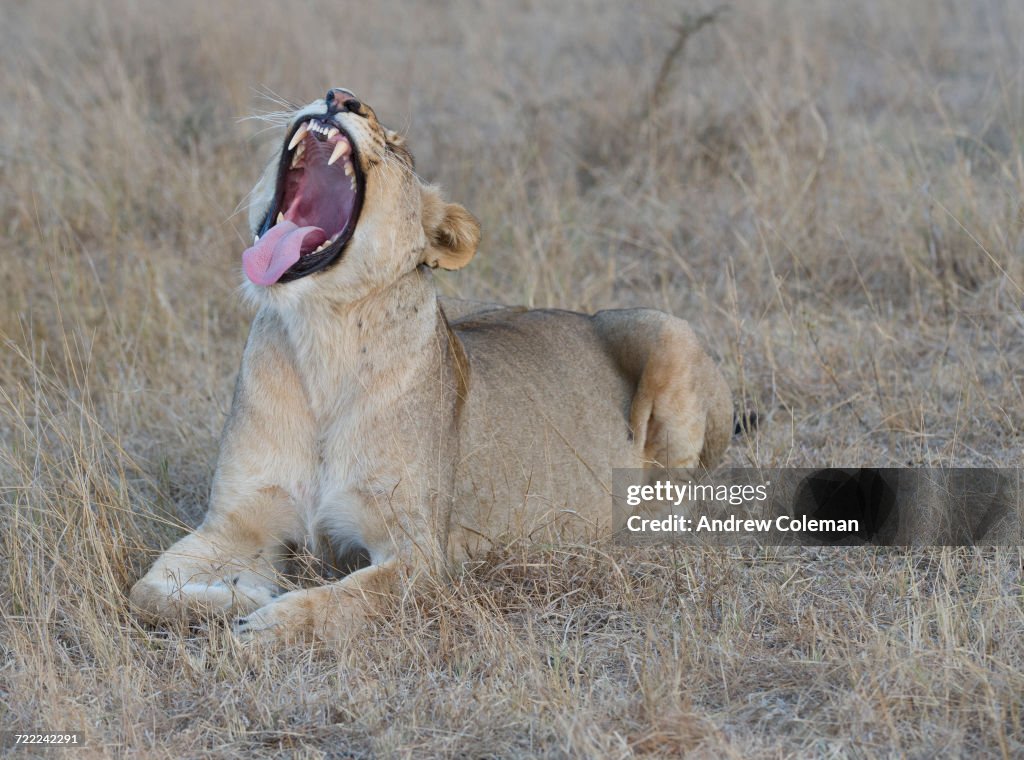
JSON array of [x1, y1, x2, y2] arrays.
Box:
[[290, 392, 412, 559]]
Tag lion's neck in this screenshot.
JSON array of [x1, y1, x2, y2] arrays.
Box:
[[276, 268, 443, 417]]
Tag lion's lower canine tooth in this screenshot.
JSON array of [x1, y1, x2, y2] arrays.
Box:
[[277, 212, 284, 223], [328, 141, 348, 166], [288, 122, 309, 151]]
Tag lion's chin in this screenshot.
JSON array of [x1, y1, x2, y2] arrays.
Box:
[[244, 115, 364, 287]]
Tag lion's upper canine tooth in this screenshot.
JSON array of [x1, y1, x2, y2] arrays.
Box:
[[288, 122, 309, 151], [328, 140, 350, 167]]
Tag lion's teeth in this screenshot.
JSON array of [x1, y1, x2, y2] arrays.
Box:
[[277, 212, 284, 224], [254, 234, 260, 244], [313, 241, 329, 253], [350, 177, 356, 192], [291, 138, 306, 168], [288, 122, 309, 151], [343, 160, 354, 176], [327, 127, 339, 139], [327, 141, 349, 166]]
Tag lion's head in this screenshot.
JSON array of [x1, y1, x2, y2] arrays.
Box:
[[244, 89, 480, 304]]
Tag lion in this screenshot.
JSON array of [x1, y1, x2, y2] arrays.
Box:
[[129, 88, 733, 642]]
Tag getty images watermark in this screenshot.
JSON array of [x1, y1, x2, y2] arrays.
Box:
[[623, 479, 861, 535], [612, 468, 1021, 546]]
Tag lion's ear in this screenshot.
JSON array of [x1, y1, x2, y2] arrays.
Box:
[[421, 186, 480, 271]]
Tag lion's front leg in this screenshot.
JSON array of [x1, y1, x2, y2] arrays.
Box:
[[131, 309, 316, 625], [130, 487, 298, 623], [232, 559, 402, 644], [129, 531, 277, 621], [229, 483, 444, 645]]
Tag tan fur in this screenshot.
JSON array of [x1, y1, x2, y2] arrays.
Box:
[[130, 92, 733, 643]]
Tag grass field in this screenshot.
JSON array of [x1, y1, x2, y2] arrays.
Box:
[[2, 0, 1023, 756]]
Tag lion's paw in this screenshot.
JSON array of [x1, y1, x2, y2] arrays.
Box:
[[232, 590, 311, 644], [232, 587, 366, 645], [130, 575, 277, 623]]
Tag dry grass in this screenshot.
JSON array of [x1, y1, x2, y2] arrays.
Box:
[[2, 0, 1023, 756]]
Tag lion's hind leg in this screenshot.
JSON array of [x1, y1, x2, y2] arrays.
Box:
[[594, 309, 732, 471]]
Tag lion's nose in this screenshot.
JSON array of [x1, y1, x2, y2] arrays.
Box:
[[325, 88, 359, 114]]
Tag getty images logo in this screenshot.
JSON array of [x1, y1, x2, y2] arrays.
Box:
[[792, 468, 900, 544]]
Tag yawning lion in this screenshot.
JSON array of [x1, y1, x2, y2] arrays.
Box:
[[130, 89, 732, 642]]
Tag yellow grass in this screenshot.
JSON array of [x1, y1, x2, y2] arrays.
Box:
[[2, 0, 1022, 756]]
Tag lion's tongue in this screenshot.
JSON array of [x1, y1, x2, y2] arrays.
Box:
[[242, 220, 328, 286]]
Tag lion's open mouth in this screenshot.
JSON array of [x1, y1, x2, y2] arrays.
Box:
[[243, 115, 364, 286]]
